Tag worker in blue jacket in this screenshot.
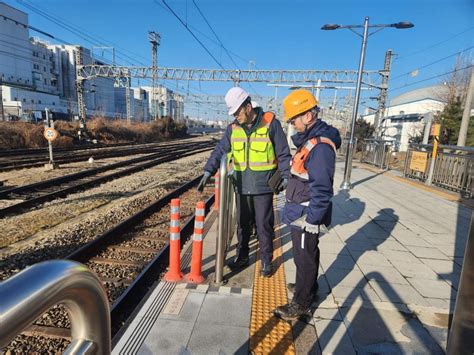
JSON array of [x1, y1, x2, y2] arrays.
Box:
[[197, 87, 291, 277], [274, 89, 341, 320]]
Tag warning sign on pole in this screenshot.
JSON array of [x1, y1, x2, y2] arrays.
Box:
[[44, 128, 59, 142]]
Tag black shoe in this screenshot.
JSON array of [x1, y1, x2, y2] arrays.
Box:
[[260, 263, 273, 277], [274, 301, 311, 321], [228, 256, 249, 271], [287, 282, 319, 295]]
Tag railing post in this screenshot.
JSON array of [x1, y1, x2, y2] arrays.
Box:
[[215, 155, 236, 284], [215, 156, 229, 284], [0, 260, 110, 354], [447, 212, 474, 354]]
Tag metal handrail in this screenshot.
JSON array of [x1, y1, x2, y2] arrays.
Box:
[[215, 155, 236, 284], [410, 143, 474, 153], [0, 260, 111, 354]]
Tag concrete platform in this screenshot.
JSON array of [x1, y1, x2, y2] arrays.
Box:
[[113, 161, 471, 354]]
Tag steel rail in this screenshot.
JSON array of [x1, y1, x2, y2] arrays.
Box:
[[0, 144, 214, 217], [0, 140, 203, 172]]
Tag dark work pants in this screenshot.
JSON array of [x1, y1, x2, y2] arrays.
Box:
[[291, 227, 320, 309], [236, 193, 274, 265]]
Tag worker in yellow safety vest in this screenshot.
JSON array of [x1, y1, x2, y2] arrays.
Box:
[[197, 87, 291, 277]]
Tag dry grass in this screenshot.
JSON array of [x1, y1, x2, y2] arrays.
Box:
[[0, 117, 187, 149]]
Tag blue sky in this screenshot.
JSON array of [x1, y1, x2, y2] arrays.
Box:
[[5, 0, 474, 120]]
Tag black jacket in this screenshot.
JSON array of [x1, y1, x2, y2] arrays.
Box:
[[203, 107, 291, 195]]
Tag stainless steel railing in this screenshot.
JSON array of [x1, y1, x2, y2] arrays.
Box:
[[0, 260, 111, 354], [215, 155, 236, 284]]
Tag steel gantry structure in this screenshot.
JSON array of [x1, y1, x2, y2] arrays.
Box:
[[75, 63, 387, 125]]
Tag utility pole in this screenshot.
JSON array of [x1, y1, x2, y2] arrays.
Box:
[[75, 46, 86, 139], [374, 49, 393, 137], [148, 31, 161, 121], [457, 68, 473, 147], [0, 77, 4, 121]]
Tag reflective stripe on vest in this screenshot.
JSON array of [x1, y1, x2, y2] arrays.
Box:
[[290, 137, 337, 180], [229, 112, 277, 172]]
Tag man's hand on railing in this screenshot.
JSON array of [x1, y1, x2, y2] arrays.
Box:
[[197, 171, 211, 193]]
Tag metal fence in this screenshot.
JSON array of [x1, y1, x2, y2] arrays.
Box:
[[404, 144, 473, 197], [359, 139, 394, 170], [338, 137, 357, 157]]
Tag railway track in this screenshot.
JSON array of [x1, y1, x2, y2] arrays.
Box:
[[0, 141, 214, 217], [0, 138, 212, 172], [3, 176, 217, 352]]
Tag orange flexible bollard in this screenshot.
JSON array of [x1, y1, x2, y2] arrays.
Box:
[[214, 171, 220, 211], [164, 198, 183, 282], [185, 201, 206, 284]]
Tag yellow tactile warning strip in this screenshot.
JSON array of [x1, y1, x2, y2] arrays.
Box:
[[249, 222, 295, 354]]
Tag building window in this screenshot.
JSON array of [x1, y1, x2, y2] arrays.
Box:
[[44, 78, 47, 85], [31, 99, 34, 103], [44, 67, 46, 72], [39, 100, 42, 104], [52, 102, 55, 106]]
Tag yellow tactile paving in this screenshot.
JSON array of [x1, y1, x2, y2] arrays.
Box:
[[249, 220, 296, 354]]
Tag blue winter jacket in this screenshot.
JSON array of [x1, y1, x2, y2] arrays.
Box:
[[283, 120, 341, 226], [203, 107, 291, 195]]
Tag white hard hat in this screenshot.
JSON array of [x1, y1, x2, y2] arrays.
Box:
[[225, 87, 250, 115], [251, 100, 260, 108]]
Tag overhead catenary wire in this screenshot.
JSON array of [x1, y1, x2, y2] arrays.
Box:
[[158, 0, 226, 71], [396, 26, 474, 61], [391, 45, 474, 81], [389, 64, 473, 93], [190, 0, 260, 96]]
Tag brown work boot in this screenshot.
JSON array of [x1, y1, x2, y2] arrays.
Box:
[[274, 301, 311, 321]]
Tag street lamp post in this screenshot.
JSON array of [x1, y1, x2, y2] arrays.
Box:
[[322, 17, 413, 190]]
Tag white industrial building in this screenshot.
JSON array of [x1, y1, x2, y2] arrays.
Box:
[[362, 86, 447, 151], [0, 2, 184, 123]]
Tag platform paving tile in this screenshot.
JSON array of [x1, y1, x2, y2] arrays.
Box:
[[325, 267, 366, 288], [407, 277, 456, 299], [186, 323, 249, 355], [373, 239, 408, 252], [435, 244, 467, 258], [380, 249, 421, 264], [158, 291, 205, 323], [358, 264, 409, 285], [389, 259, 439, 279], [349, 250, 390, 266], [421, 258, 462, 275], [313, 307, 343, 321], [138, 319, 194, 355], [319, 253, 356, 271], [196, 293, 251, 328], [409, 246, 450, 260], [339, 303, 445, 354], [369, 281, 430, 306], [314, 318, 356, 354]]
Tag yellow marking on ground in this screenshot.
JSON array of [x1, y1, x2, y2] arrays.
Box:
[[249, 223, 295, 354]]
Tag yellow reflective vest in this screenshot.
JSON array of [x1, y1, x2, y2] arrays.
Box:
[[229, 112, 277, 172]]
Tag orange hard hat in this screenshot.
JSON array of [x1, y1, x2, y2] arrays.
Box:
[[282, 89, 319, 122]]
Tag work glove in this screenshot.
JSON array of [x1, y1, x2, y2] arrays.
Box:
[[291, 215, 329, 235], [277, 178, 288, 192], [197, 171, 211, 193]]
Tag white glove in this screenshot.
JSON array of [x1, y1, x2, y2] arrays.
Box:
[[291, 215, 329, 235]]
